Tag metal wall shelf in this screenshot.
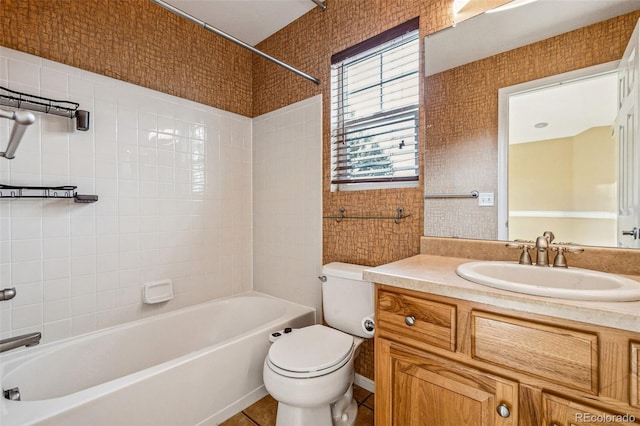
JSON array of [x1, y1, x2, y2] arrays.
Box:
[[324, 207, 410, 224], [0, 86, 79, 119], [0, 86, 90, 161], [0, 184, 98, 203]]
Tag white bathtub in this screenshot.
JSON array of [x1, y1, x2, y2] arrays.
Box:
[[0, 292, 315, 425]]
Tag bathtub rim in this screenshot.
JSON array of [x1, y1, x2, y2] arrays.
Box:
[[0, 291, 316, 425], [1, 290, 315, 364]]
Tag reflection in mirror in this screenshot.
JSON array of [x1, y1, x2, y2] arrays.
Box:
[[499, 65, 618, 247], [425, 0, 640, 77], [423, 0, 640, 249]]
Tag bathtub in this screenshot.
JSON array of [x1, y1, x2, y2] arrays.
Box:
[[0, 292, 315, 425]]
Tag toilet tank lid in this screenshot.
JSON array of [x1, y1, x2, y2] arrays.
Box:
[[322, 262, 369, 281]]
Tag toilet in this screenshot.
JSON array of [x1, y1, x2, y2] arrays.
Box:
[[263, 262, 374, 426]]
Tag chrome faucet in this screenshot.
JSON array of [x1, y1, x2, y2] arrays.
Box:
[[0, 332, 41, 353], [534, 231, 555, 266]]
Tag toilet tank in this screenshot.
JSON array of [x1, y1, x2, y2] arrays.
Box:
[[322, 262, 374, 338]]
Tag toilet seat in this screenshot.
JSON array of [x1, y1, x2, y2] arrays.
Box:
[[267, 324, 354, 379]]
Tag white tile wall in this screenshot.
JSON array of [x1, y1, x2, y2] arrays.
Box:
[[253, 95, 323, 321], [0, 47, 253, 343]]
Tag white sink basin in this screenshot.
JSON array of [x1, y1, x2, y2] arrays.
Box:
[[455, 261, 640, 302]]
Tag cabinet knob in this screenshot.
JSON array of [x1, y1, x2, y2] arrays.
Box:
[[404, 315, 416, 326], [496, 403, 510, 418]]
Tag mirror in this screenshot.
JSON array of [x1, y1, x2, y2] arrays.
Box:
[[423, 0, 640, 248], [499, 64, 619, 247]]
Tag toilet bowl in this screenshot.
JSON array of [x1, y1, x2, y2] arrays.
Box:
[[263, 325, 364, 425], [263, 262, 374, 426]]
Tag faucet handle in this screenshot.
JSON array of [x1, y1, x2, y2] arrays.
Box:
[[551, 245, 583, 268], [551, 246, 567, 268], [543, 231, 555, 243], [565, 246, 584, 254], [506, 242, 533, 265]]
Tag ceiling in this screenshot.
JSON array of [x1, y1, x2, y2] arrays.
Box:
[[509, 71, 618, 144], [163, 0, 321, 46], [425, 0, 640, 76]]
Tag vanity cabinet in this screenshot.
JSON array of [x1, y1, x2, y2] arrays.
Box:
[[375, 285, 640, 426], [378, 339, 518, 426]]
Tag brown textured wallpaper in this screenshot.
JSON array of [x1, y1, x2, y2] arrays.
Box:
[[0, 0, 253, 117]]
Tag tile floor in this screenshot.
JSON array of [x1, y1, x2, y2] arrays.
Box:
[[220, 385, 374, 426]]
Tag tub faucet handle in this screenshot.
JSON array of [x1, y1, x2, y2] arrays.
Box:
[[3, 387, 20, 401], [0, 287, 16, 301]]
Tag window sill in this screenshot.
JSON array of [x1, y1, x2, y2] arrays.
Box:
[[332, 180, 419, 192]]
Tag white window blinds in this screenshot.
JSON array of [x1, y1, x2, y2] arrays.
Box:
[[331, 19, 420, 187]]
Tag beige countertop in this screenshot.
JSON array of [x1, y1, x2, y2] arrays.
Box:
[[364, 254, 640, 333]]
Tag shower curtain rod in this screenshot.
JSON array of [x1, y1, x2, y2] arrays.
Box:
[[151, 0, 321, 85], [309, 0, 327, 11]]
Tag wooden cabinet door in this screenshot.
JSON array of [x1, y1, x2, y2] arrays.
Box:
[[542, 393, 639, 426], [377, 338, 518, 426]]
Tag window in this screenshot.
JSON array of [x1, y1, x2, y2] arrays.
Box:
[[331, 18, 420, 190]]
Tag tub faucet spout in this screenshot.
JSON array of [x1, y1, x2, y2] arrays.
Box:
[[0, 332, 41, 353]]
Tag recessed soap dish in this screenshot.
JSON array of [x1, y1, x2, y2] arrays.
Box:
[[143, 279, 173, 304]]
